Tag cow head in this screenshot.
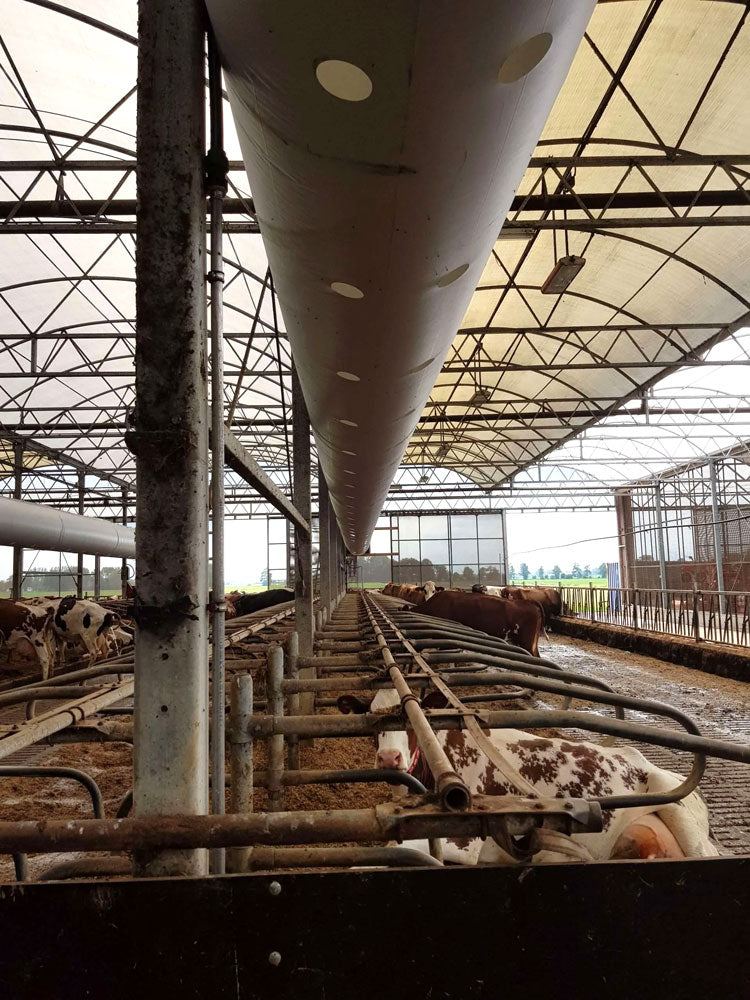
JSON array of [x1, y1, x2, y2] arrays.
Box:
[[337, 688, 449, 775], [337, 687, 410, 771], [471, 584, 486, 594], [96, 611, 121, 635], [423, 580, 436, 599]]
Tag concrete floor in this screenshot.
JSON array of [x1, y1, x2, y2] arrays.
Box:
[[541, 633, 750, 855]]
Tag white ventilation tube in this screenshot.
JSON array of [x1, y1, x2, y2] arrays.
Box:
[[207, 0, 596, 552], [0, 497, 135, 558]]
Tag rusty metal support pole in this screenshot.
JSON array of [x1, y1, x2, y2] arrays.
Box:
[[207, 28, 229, 876], [11, 441, 23, 600], [76, 470, 85, 598], [266, 644, 284, 812], [709, 458, 726, 616], [227, 672, 253, 874], [132, 0, 209, 877], [653, 479, 668, 613], [319, 472, 332, 617], [120, 488, 129, 599], [285, 631, 300, 769], [292, 363, 313, 656]]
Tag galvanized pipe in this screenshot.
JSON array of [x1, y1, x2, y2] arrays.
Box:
[[207, 27, 228, 877], [0, 795, 600, 854], [709, 457, 727, 615], [266, 645, 284, 811], [133, 0, 209, 877], [246, 845, 441, 870], [423, 650, 625, 716], [4, 661, 134, 694], [284, 631, 300, 770], [0, 685, 106, 710], [0, 766, 104, 818], [292, 363, 314, 657], [228, 672, 253, 874], [363, 600, 470, 812], [248, 708, 750, 767], [0, 680, 134, 761], [11, 441, 23, 601]]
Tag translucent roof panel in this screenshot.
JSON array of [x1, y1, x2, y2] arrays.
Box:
[[2, 0, 750, 519], [410, 0, 750, 493]]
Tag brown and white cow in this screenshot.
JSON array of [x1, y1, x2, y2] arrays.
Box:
[[416, 589, 544, 656], [0, 599, 56, 679], [338, 687, 717, 865]]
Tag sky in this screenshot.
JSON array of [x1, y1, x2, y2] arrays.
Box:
[[0, 509, 619, 588]]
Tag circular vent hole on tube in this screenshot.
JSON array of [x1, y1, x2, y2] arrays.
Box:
[[436, 263, 469, 287], [337, 371, 360, 382], [498, 33, 553, 83], [339, 418, 358, 427], [331, 281, 364, 299], [316, 59, 373, 102]]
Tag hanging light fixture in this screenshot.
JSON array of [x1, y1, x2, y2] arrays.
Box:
[[542, 200, 585, 294]]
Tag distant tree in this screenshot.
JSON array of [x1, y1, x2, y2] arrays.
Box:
[[571, 562, 582, 578], [520, 563, 529, 580], [583, 565, 591, 579], [536, 566, 545, 580], [552, 565, 562, 579], [462, 566, 477, 585], [598, 562, 607, 578], [509, 564, 516, 580], [259, 567, 269, 586]]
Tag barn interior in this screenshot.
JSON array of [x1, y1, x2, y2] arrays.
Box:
[[1, 1, 750, 997]]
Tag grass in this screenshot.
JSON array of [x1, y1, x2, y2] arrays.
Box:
[[510, 577, 607, 588]]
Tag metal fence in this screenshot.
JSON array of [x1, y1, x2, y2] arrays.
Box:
[[559, 585, 750, 649]]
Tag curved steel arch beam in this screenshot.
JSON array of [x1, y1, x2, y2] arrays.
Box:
[[21, 0, 137, 45], [0, 124, 135, 158]]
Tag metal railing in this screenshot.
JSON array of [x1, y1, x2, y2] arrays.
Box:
[[559, 585, 750, 648]]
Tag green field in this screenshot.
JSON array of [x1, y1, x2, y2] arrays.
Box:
[[356, 578, 608, 590], [509, 577, 607, 588]]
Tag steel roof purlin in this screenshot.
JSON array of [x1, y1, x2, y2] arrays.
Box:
[[2, 0, 750, 519]]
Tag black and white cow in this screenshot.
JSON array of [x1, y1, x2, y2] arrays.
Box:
[[0, 599, 56, 679], [338, 687, 717, 864], [26, 597, 122, 666]]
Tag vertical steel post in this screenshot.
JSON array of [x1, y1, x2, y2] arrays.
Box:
[[207, 29, 229, 875], [120, 489, 129, 599], [292, 364, 313, 656], [319, 471, 332, 617], [227, 673, 253, 874], [266, 644, 284, 812], [285, 631, 300, 770], [500, 510, 509, 587], [132, 0, 209, 877], [11, 442, 23, 600], [93, 556, 101, 601], [76, 471, 85, 598], [653, 479, 668, 612], [709, 458, 726, 615]]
